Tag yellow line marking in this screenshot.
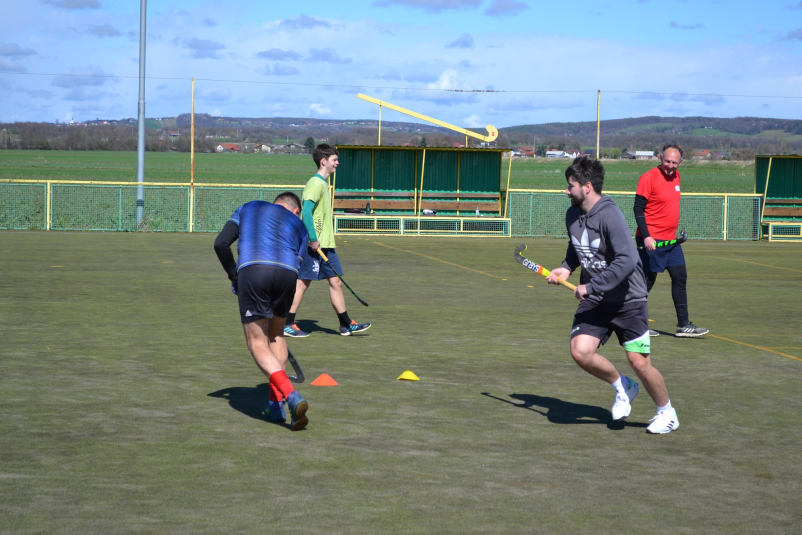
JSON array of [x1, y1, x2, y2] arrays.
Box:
[[527, 285, 533, 288], [373, 241, 503, 279], [709, 334, 802, 362], [703, 256, 802, 274], [162, 261, 174, 263], [51, 265, 64, 268]]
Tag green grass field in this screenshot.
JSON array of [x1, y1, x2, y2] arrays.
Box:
[[0, 150, 756, 193], [1, 231, 801, 533]]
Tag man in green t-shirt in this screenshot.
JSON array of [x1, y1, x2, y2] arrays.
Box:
[[284, 144, 371, 337]]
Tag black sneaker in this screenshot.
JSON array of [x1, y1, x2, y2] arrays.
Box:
[[676, 323, 709, 338], [340, 320, 371, 336], [649, 329, 659, 337]]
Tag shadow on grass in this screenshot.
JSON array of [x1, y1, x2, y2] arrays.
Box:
[[208, 383, 291, 428], [295, 319, 339, 335], [481, 392, 647, 430]]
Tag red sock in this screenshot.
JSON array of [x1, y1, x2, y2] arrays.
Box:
[[269, 382, 283, 402], [269, 370, 296, 400]]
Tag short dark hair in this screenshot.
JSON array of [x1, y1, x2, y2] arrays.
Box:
[[662, 144, 683, 159], [313, 143, 338, 168], [565, 156, 605, 194], [274, 191, 302, 210]]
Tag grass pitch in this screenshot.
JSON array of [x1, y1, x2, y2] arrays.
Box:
[[1, 232, 801, 534], [0, 150, 755, 192]]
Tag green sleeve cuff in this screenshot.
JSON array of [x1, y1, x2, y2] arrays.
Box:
[[302, 199, 318, 242]]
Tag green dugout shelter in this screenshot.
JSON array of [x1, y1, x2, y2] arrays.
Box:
[[332, 146, 512, 217], [755, 155, 802, 241]]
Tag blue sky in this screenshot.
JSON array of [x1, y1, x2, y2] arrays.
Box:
[[1, 0, 802, 127]]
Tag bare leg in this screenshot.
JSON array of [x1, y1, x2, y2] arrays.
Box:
[[327, 276, 347, 314], [570, 335, 621, 384], [625, 351, 669, 407], [288, 279, 311, 315], [243, 319, 286, 377]]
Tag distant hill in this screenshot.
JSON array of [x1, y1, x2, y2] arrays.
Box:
[[500, 116, 802, 139]]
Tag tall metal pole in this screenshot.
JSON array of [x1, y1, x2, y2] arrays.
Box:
[[136, 0, 147, 227], [596, 90, 601, 160]]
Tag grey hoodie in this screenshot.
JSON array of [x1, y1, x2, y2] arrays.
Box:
[[561, 195, 648, 305]]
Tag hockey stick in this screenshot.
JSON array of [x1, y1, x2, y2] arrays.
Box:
[[317, 249, 369, 307], [287, 347, 305, 384], [637, 230, 688, 250], [514, 244, 577, 291]]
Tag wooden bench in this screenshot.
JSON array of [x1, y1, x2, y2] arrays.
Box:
[[333, 191, 416, 212], [418, 192, 500, 214], [763, 198, 802, 219]]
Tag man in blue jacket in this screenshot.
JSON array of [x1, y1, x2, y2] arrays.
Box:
[[214, 192, 310, 431], [547, 157, 679, 434]]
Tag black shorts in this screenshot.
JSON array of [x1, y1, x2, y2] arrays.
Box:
[[237, 264, 298, 324], [571, 300, 651, 354]]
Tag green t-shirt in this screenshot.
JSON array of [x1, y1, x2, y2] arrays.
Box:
[[302, 174, 335, 249]]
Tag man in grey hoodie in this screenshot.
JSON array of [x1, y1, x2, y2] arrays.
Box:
[[546, 157, 679, 434]]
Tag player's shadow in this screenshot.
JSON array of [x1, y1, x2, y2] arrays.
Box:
[[481, 392, 647, 430], [296, 319, 339, 335], [208, 383, 290, 428]]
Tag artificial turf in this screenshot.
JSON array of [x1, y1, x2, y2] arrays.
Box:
[[1, 231, 800, 533]]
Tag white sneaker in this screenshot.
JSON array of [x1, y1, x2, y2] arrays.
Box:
[[611, 378, 639, 421], [646, 409, 680, 434]]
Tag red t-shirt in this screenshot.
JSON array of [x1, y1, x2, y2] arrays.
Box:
[[635, 166, 681, 241]]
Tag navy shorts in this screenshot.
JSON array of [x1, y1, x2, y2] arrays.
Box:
[[571, 300, 651, 354], [237, 264, 298, 323], [637, 240, 685, 274], [298, 247, 343, 281]]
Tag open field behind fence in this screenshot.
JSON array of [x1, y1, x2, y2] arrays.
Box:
[[0, 150, 756, 192], [0, 232, 800, 534]]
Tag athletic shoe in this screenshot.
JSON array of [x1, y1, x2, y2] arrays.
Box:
[[340, 320, 371, 336], [676, 323, 709, 338], [649, 329, 659, 337], [286, 391, 308, 431], [284, 324, 310, 338], [646, 409, 680, 434], [266, 400, 286, 423], [611, 377, 639, 421]]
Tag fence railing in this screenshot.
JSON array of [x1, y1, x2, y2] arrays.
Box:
[[0, 180, 762, 240]]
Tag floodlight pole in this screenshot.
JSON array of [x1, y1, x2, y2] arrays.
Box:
[[136, 0, 147, 227]]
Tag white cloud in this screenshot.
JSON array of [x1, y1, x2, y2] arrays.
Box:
[[484, 0, 529, 17], [266, 64, 300, 76], [51, 66, 113, 87], [256, 48, 301, 61], [308, 103, 332, 116], [0, 43, 38, 57], [41, 0, 99, 9], [373, 0, 481, 13], [279, 14, 331, 29], [463, 114, 482, 127], [0, 57, 27, 72], [307, 48, 352, 64], [82, 24, 121, 38], [185, 38, 225, 59], [198, 88, 231, 102], [446, 33, 474, 49]]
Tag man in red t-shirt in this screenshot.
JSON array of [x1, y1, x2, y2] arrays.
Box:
[[634, 144, 708, 338]]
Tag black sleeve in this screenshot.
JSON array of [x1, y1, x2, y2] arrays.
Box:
[[214, 221, 239, 281], [633, 194, 650, 239]]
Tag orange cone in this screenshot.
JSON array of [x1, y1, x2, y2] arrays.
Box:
[[311, 373, 338, 386]]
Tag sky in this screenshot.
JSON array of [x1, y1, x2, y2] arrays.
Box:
[[1, 0, 802, 128]]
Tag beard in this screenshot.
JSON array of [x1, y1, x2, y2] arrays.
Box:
[[569, 190, 585, 208]]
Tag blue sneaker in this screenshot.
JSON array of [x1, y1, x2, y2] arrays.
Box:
[[284, 324, 310, 338], [286, 391, 308, 431], [266, 400, 286, 423], [340, 320, 371, 336]]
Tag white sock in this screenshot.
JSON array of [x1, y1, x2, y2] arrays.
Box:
[[657, 401, 673, 414], [612, 376, 626, 395]]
